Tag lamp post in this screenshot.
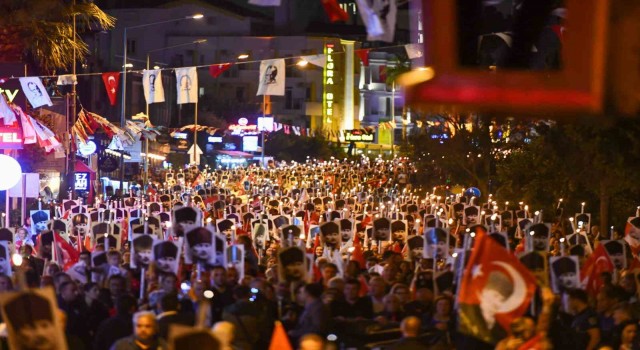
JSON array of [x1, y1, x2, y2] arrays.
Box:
[[119, 13, 203, 192], [143, 39, 207, 189]]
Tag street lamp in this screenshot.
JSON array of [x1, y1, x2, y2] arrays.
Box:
[[142, 39, 207, 190], [119, 13, 204, 192]]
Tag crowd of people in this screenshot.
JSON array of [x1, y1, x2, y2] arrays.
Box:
[[1, 156, 640, 350]]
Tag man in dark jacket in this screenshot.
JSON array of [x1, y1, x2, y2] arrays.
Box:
[[222, 285, 261, 349], [156, 293, 195, 339], [390, 316, 427, 349], [288, 283, 331, 343], [93, 295, 137, 350], [110, 311, 167, 350]]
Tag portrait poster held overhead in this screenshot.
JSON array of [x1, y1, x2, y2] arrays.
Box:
[[519, 251, 549, 287], [320, 221, 341, 250], [372, 217, 391, 242], [602, 240, 627, 270], [549, 256, 580, 294], [184, 227, 217, 265], [152, 239, 182, 275], [0, 288, 67, 350], [457, 229, 536, 345], [252, 223, 268, 251], [278, 246, 308, 283], [30, 210, 50, 237], [423, 227, 450, 260], [130, 233, 155, 269], [390, 220, 408, 244], [171, 206, 202, 238]]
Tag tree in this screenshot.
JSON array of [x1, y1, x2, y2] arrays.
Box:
[[404, 113, 496, 196], [265, 131, 345, 163], [0, 0, 114, 72], [495, 116, 640, 229]]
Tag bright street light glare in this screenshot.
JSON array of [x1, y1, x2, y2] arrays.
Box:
[[297, 59, 309, 67], [191, 14, 204, 19], [238, 54, 249, 59]]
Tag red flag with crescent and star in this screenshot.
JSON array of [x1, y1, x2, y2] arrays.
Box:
[[102, 72, 120, 106], [580, 243, 614, 296], [457, 228, 537, 345]]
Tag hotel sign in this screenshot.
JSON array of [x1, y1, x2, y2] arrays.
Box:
[[344, 130, 374, 143], [324, 43, 335, 121], [0, 127, 23, 149]]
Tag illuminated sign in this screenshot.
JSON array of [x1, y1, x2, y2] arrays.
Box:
[[0, 127, 23, 149], [173, 132, 188, 139], [324, 43, 335, 122], [243, 136, 259, 152], [78, 141, 97, 156], [238, 118, 249, 126], [228, 123, 258, 135], [257, 117, 274, 132], [74, 172, 90, 191], [344, 130, 374, 143], [0, 89, 19, 103], [208, 136, 222, 143]]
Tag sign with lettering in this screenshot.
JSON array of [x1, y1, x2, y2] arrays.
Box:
[[0, 127, 23, 149], [324, 43, 335, 121], [344, 130, 374, 143], [74, 172, 90, 191]]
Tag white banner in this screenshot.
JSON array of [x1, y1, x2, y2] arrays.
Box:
[[18, 77, 53, 108], [175, 67, 198, 104], [256, 59, 286, 96], [143, 69, 165, 104]]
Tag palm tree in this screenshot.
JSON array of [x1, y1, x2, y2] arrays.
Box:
[[384, 57, 411, 141], [0, 0, 115, 72]]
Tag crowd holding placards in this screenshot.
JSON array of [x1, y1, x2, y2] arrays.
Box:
[[0, 156, 638, 349]]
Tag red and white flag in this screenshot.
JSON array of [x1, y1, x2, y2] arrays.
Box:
[[102, 72, 120, 106], [321, 0, 349, 22], [581, 244, 614, 296], [209, 63, 233, 78], [457, 229, 536, 345]]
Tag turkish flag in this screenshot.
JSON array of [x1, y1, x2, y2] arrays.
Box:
[[102, 72, 120, 106], [209, 63, 233, 78], [321, 0, 349, 22], [580, 244, 614, 296], [268, 321, 293, 350], [457, 229, 536, 345], [356, 49, 370, 67], [350, 232, 366, 268]]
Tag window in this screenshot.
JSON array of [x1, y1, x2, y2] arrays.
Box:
[[305, 87, 311, 99], [386, 97, 392, 116], [236, 87, 244, 102], [285, 87, 293, 109], [127, 39, 136, 55]]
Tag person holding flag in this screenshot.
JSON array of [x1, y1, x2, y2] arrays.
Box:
[[457, 226, 537, 347]]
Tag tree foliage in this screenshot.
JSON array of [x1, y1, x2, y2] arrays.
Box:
[[265, 131, 346, 163], [0, 0, 115, 71]]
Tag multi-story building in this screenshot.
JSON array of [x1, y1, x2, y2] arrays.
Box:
[[89, 0, 418, 161]]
